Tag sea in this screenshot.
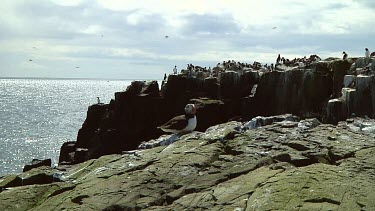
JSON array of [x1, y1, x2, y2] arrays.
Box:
[[0, 78, 158, 176]]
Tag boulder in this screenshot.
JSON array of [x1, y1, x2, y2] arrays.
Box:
[[140, 81, 160, 97], [244, 114, 300, 129], [58, 141, 76, 164], [1, 166, 56, 190], [23, 159, 51, 172], [326, 98, 347, 124], [343, 75, 356, 87], [124, 80, 146, 96]]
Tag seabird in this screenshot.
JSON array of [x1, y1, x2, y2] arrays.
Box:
[[29, 59, 32, 61], [165, 35, 169, 39], [365, 48, 370, 58], [158, 104, 197, 134], [97, 97, 100, 104], [272, 27, 277, 29], [343, 51, 348, 60]]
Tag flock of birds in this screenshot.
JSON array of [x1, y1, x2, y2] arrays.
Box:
[[27, 27, 279, 68], [28, 46, 81, 69]]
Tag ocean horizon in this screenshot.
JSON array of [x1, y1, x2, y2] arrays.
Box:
[[0, 78, 161, 176], [0, 77, 160, 81]]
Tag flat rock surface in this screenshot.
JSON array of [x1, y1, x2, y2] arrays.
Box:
[[1, 118, 375, 210]]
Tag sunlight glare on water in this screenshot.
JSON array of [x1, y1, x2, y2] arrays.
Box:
[[0, 79, 134, 176]]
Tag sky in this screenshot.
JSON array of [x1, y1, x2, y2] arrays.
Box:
[[0, 0, 374, 80]]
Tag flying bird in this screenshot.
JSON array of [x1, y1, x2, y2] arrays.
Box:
[[29, 59, 32, 61], [272, 27, 277, 29], [165, 35, 169, 39]]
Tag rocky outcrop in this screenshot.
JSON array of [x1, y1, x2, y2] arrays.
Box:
[[250, 68, 332, 118], [326, 58, 375, 123], [23, 159, 51, 172], [3, 117, 375, 210], [327, 75, 375, 124], [59, 77, 248, 164], [57, 58, 365, 165]]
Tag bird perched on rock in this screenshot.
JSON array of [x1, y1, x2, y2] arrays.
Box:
[[365, 48, 370, 58], [158, 104, 197, 135], [343, 52, 348, 60]]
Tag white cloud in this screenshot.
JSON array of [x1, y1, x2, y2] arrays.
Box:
[[0, 0, 374, 78], [80, 25, 103, 34], [50, 0, 86, 6], [126, 9, 153, 25], [96, 0, 374, 36]]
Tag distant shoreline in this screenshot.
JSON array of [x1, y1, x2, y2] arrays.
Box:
[[0, 77, 161, 81]]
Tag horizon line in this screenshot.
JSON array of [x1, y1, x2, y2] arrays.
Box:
[[0, 76, 162, 81]]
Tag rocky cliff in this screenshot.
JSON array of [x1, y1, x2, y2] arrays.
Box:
[[58, 57, 375, 165], [1, 116, 375, 210], [3, 56, 375, 210]]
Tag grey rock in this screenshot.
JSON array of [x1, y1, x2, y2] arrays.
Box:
[[2, 117, 375, 210]]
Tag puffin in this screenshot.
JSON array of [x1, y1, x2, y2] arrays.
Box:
[[158, 104, 197, 134]]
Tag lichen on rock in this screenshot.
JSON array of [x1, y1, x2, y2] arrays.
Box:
[[2, 116, 375, 210]]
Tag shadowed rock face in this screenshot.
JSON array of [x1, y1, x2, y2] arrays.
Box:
[[3, 117, 375, 210], [252, 68, 332, 117], [325, 76, 375, 124]]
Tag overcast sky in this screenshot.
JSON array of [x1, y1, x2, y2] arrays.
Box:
[[0, 0, 374, 79]]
